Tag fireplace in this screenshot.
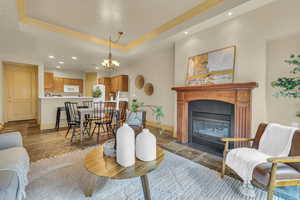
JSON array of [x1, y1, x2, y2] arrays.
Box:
[[189, 100, 234, 154], [172, 82, 258, 154]]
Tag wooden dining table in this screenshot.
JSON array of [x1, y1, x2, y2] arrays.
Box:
[[77, 107, 94, 143], [77, 106, 119, 143]]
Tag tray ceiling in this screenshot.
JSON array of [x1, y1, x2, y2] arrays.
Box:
[[19, 0, 224, 50], [0, 0, 273, 71]]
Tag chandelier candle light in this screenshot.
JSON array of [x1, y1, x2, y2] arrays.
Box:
[[102, 32, 124, 72]]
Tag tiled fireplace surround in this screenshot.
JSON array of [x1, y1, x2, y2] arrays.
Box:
[[172, 82, 258, 147]]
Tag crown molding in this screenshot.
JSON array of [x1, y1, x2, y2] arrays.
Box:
[[16, 0, 223, 51]]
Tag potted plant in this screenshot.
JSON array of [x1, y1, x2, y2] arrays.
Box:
[[130, 99, 165, 134], [92, 87, 102, 98]]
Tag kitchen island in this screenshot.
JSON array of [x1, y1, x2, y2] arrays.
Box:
[[39, 96, 93, 130]]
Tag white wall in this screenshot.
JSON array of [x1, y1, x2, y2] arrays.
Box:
[[117, 46, 175, 126], [174, 0, 300, 136], [0, 62, 3, 123], [267, 33, 300, 126]]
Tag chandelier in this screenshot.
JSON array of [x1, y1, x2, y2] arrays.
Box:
[[102, 32, 124, 72]]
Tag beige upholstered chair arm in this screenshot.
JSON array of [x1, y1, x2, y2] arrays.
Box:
[[267, 156, 300, 164], [221, 138, 255, 142]]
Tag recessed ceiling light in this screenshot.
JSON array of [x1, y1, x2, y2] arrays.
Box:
[[48, 55, 55, 59], [56, 66, 61, 69], [59, 61, 64, 64], [95, 67, 99, 70], [72, 56, 77, 60], [228, 12, 233, 16], [184, 31, 188, 35]]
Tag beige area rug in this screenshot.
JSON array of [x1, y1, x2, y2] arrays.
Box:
[[26, 147, 283, 200]]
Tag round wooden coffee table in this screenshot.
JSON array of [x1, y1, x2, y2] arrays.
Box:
[[84, 145, 164, 200]]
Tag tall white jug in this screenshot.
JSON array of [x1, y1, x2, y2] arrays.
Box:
[[116, 123, 135, 167], [136, 129, 156, 161]]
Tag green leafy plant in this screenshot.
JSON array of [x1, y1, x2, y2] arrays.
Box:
[[272, 54, 300, 117], [272, 54, 300, 98], [92, 88, 102, 98], [153, 106, 164, 123], [130, 99, 144, 112], [130, 99, 165, 134]]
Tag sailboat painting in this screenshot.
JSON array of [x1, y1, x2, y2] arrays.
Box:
[[186, 46, 236, 86]]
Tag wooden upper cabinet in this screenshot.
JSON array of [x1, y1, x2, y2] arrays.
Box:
[[44, 72, 84, 93], [54, 77, 64, 92], [98, 77, 111, 100], [97, 75, 128, 100], [118, 75, 128, 92], [109, 75, 128, 92], [76, 79, 84, 93], [110, 77, 118, 92], [63, 78, 83, 93], [44, 72, 54, 92], [98, 77, 111, 85]]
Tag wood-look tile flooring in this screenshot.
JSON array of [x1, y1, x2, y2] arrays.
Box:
[[0, 120, 224, 174]]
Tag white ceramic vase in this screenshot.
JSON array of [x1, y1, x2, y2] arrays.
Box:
[[116, 123, 135, 167], [136, 129, 156, 161]]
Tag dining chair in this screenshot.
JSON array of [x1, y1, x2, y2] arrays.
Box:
[[64, 102, 87, 143], [117, 101, 128, 126], [89, 102, 116, 142], [82, 100, 93, 108], [82, 100, 94, 131]]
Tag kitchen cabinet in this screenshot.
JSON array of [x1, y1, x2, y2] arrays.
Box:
[[45, 75, 83, 93], [110, 76, 119, 93], [63, 78, 83, 92], [98, 77, 111, 100], [75, 79, 83, 93], [109, 75, 129, 93], [44, 72, 54, 93], [98, 75, 128, 100], [54, 77, 64, 92], [118, 75, 128, 92]]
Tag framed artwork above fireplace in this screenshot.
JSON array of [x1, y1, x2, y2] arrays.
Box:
[[186, 46, 236, 86]]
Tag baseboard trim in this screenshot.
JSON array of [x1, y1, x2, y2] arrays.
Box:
[[40, 122, 68, 130], [145, 120, 175, 136]]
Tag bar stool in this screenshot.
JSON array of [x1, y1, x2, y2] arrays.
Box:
[[55, 106, 66, 131]]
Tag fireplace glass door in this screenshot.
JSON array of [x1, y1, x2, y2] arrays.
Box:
[[188, 100, 234, 155], [191, 112, 231, 144]]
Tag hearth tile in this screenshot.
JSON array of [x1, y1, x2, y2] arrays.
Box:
[[160, 141, 186, 153], [156, 137, 174, 146], [176, 147, 205, 160], [192, 153, 222, 171]]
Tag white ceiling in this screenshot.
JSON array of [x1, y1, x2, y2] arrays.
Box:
[[26, 0, 207, 45], [0, 0, 274, 72]]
